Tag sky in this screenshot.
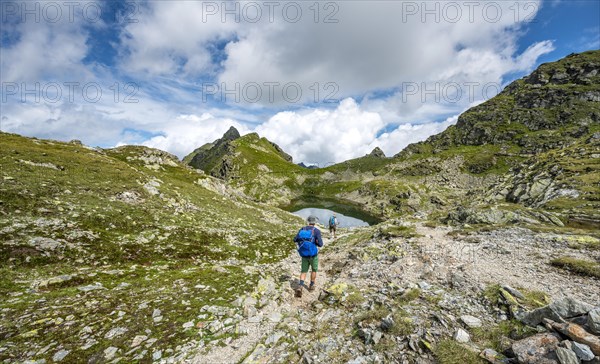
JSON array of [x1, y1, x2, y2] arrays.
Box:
[[1, 0, 599, 166]]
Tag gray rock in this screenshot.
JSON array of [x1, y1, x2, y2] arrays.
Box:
[[551, 298, 594, 319], [556, 347, 579, 364], [104, 347, 119, 360], [461, 315, 482, 328], [502, 285, 525, 300], [454, 329, 470, 343], [265, 331, 285, 346], [381, 316, 394, 331], [268, 312, 282, 323], [512, 333, 560, 364], [52, 350, 69, 362], [152, 350, 162, 361], [182, 321, 194, 329], [572, 342, 595, 361], [77, 284, 105, 292], [104, 327, 128, 339], [588, 308, 600, 335], [131, 335, 147, 348], [372, 331, 383, 345], [520, 298, 594, 326]]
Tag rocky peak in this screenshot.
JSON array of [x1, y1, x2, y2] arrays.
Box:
[[368, 147, 386, 158], [222, 126, 241, 141]]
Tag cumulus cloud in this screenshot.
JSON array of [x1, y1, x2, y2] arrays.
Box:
[[140, 114, 250, 158], [1, 0, 559, 165], [218, 1, 551, 106]]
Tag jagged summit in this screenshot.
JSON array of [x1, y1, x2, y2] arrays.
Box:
[[368, 147, 386, 158], [222, 126, 241, 141]]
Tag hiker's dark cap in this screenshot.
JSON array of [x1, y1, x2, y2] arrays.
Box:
[[307, 215, 317, 224]]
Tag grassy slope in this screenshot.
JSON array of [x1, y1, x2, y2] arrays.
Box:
[[0, 132, 302, 362]]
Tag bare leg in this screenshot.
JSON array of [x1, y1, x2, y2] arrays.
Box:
[[300, 272, 307, 284], [310, 271, 317, 284]]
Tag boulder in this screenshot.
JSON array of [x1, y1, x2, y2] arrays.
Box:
[[555, 347, 579, 364], [460, 315, 483, 328], [519, 297, 594, 326], [572, 342, 595, 361], [588, 308, 600, 335], [454, 329, 470, 343], [511, 333, 561, 364]]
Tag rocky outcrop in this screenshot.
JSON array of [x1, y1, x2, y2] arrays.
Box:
[[368, 147, 386, 158], [184, 126, 241, 178]]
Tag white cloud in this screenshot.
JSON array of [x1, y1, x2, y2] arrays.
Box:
[[1, 0, 559, 166], [140, 114, 250, 158], [118, 1, 238, 76], [218, 1, 551, 106]]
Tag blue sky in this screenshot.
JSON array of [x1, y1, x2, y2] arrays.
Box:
[[1, 0, 598, 165]]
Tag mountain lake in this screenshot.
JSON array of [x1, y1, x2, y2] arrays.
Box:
[[283, 197, 382, 227]]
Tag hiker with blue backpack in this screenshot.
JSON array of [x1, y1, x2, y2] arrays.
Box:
[[293, 215, 323, 297], [328, 214, 338, 238]]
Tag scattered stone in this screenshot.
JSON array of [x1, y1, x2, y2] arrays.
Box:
[[461, 315, 483, 328], [556, 347, 579, 364], [183, 321, 194, 329], [52, 350, 69, 362], [572, 342, 595, 361], [454, 329, 470, 343], [502, 285, 525, 300], [372, 331, 383, 345], [480, 348, 507, 364], [380, 316, 394, 331], [77, 284, 105, 292], [520, 297, 594, 326], [511, 333, 560, 364], [268, 312, 282, 323], [105, 327, 128, 339], [544, 319, 600, 356], [131, 335, 148, 348], [104, 347, 119, 361], [588, 308, 600, 335], [265, 331, 285, 346], [152, 350, 162, 361]]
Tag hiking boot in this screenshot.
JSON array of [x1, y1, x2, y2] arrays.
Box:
[[295, 287, 303, 298], [308, 283, 315, 292]]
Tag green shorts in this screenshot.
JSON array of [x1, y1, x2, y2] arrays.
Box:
[[301, 255, 319, 273]]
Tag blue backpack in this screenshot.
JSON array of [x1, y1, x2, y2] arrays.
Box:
[[297, 227, 318, 258], [329, 216, 336, 227]]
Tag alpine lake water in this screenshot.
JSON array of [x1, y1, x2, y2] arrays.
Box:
[[282, 197, 383, 228]]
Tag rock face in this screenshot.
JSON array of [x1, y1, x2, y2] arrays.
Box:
[[368, 147, 386, 158], [184, 126, 241, 178]]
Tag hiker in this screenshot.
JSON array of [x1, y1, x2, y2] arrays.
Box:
[[293, 215, 323, 297], [328, 213, 338, 238]]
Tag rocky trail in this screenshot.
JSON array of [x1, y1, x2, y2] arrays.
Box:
[[189, 223, 599, 363]]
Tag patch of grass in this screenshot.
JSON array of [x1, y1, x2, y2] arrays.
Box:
[[567, 236, 600, 251], [551, 256, 600, 278], [389, 310, 415, 336], [345, 289, 366, 308], [434, 339, 485, 364], [354, 306, 388, 325], [397, 288, 421, 304], [471, 320, 536, 352], [379, 224, 420, 239], [520, 289, 550, 309]]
